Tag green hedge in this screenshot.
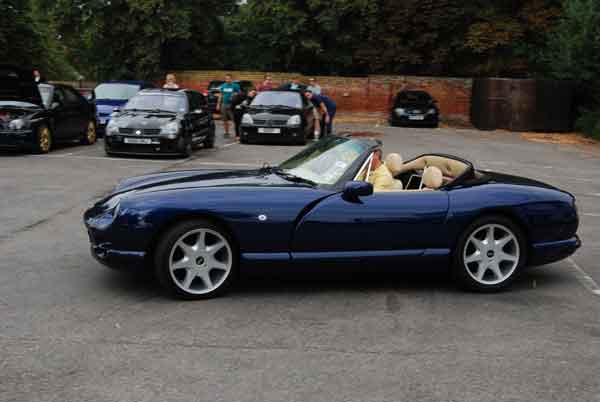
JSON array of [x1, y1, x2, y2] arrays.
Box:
[[575, 109, 600, 139]]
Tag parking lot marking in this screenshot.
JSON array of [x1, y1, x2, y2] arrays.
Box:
[[567, 258, 600, 297], [220, 142, 239, 148], [583, 213, 600, 217]]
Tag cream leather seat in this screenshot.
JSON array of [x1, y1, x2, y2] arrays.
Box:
[[421, 166, 443, 190], [384, 153, 404, 190]]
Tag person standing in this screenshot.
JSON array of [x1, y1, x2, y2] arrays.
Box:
[[307, 78, 321, 95], [33, 69, 46, 84], [216, 74, 241, 136], [305, 90, 337, 136], [231, 88, 257, 138], [257, 75, 273, 92], [163, 73, 179, 89]]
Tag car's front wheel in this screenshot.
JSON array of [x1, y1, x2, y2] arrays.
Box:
[[154, 219, 237, 300], [453, 215, 526, 292]]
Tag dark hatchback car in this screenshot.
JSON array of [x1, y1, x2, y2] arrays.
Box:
[[92, 80, 155, 135], [206, 79, 254, 112], [0, 65, 97, 153], [239, 90, 316, 145], [104, 89, 215, 157], [390, 90, 439, 128]]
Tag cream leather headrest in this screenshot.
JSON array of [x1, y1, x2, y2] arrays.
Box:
[[384, 153, 403, 174], [422, 166, 443, 189]]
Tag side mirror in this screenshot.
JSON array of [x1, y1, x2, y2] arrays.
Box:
[[342, 180, 373, 201], [51, 101, 61, 110], [85, 93, 95, 102], [192, 109, 203, 115], [111, 107, 121, 117]]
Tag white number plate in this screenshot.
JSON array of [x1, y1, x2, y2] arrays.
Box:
[[258, 127, 281, 134], [409, 115, 425, 121], [124, 137, 152, 144]]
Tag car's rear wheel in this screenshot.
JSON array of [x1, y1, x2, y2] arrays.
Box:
[[33, 125, 52, 154], [81, 120, 97, 145], [453, 215, 526, 292], [203, 124, 216, 149], [154, 219, 237, 300]]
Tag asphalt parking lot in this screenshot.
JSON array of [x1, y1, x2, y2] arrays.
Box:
[[1, 123, 599, 402]]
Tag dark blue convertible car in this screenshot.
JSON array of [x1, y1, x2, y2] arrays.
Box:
[[84, 136, 580, 299]]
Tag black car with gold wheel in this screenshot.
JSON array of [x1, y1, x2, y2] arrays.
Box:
[[0, 65, 98, 153]]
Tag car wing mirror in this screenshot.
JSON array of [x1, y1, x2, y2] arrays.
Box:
[[51, 101, 61, 110], [192, 109, 203, 115], [111, 107, 121, 117], [342, 180, 373, 201]]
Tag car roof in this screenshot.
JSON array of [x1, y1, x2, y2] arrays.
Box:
[[97, 80, 150, 86], [138, 88, 191, 96]]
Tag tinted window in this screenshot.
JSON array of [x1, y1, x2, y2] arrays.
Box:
[[124, 93, 188, 113], [53, 87, 66, 104], [64, 87, 83, 105], [208, 81, 224, 90], [396, 91, 431, 105], [95, 83, 141, 100], [251, 91, 302, 108]]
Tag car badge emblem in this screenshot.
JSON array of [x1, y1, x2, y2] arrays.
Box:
[[135, 130, 142, 135], [258, 214, 268, 221]]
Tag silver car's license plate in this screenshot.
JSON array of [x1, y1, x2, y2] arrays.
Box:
[[258, 127, 281, 134], [409, 115, 425, 120], [124, 137, 152, 144]]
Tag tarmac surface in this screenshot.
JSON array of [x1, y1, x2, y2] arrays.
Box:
[[1, 123, 599, 402]]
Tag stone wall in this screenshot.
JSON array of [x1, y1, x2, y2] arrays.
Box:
[[171, 70, 472, 124]]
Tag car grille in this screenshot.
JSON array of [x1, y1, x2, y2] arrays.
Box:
[[119, 128, 161, 135], [253, 119, 288, 127]]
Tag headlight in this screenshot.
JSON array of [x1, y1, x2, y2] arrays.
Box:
[[106, 120, 119, 136], [394, 108, 405, 116], [427, 108, 436, 114], [160, 121, 179, 136], [241, 113, 253, 125], [287, 115, 301, 126], [8, 119, 27, 130]]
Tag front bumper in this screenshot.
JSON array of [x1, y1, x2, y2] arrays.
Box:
[[104, 135, 187, 156], [529, 235, 582, 266], [0, 129, 35, 150], [391, 113, 439, 127], [240, 125, 305, 144]]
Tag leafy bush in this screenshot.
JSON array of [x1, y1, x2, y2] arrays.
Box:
[[575, 109, 600, 139]]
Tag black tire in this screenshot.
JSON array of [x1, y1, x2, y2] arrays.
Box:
[[81, 120, 97, 145], [240, 136, 248, 144], [203, 125, 216, 149], [32, 124, 52, 154], [179, 137, 193, 157], [154, 219, 238, 300], [453, 215, 527, 292]]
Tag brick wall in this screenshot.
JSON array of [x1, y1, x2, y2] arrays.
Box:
[[171, 70, 472, 124]]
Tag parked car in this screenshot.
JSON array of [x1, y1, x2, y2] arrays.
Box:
[[239, 90, 316, 145], [390, 90, 439, 127], [206, 80, 254, 113], [84, 135, 580, 299], [0, 65, 97, 153], [104, 88, 215, 157], [92, 80, 155, 135]]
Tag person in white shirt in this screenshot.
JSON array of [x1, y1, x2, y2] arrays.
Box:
[[307, 77, 321, 95], [163, 73, 179, 89]]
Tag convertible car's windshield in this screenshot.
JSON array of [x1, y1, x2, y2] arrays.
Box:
[[278, 137, 369, 185]]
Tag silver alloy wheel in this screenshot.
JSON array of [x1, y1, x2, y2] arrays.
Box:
[[463, 223, 520, 285], [168, 228, 233, 295]]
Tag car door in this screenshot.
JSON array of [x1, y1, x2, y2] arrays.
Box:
[[185, 92, 203, 142], [302, 96, 315, 136], [49, 87, 73, 139], [61, 86, 87, 139], [291, 190, 450, 265]]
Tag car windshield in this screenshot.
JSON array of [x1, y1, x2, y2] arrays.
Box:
[[124, 93, 187, 113], [252, 91, 302, 108], [95, 83, 141, 100], [397, 91, 431, 105], [37, 85, 52, 108], [209, 81, 224, 90], [278, 137, 368, 185]]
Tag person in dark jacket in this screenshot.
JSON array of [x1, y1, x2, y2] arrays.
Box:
[[231, 88, 257, 138], [33, 69, 46, 84], [305, 90, 337, 136]]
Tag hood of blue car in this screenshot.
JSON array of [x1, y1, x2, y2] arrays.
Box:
[[112, 169, 309, 196], [95, 99, 127, 116]]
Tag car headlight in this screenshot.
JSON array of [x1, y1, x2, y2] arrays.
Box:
[[160, 121, 180, 136], [8, 119, 27, 130], [106, 120, 120, 136], [241, 113, 253, 125], [287, 115, 301, 126], [394, 108, 405, 116], [427, 108, 436, 114]]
